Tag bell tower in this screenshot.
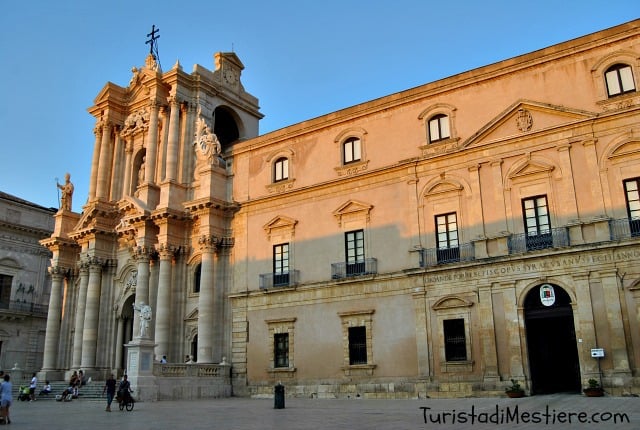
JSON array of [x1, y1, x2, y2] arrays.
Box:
[[41, 24, 263, 385]]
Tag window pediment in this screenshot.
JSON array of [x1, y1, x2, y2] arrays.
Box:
[[507, 158, 555, 181], [425, 181, 463, 196], [333, 200, 373, 226], [263, 215, 298, 239], [184, 308, 199, 322], [432, 295, 473, 310], [607, 140, 640, 160]]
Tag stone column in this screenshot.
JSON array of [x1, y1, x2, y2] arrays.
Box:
[[489, 160, 508, 233], [500, 282, 525, 378], [145, 101, 159, 184], [115, 317, 124, 371], [181, 103, 196, 183], [154, 244, 173, 359], [197, 235, 217, 363], [166, 95, 180, 181], [573, 273, 599, 378], [582, 139, 606, 218], [81, 257, 103, 369], [478, 284, 499, 384], [72, 262, 90, 368], [96, 121, 113, 199], [556, 144, 579, 222], [133, 248, 151, 338], [41, 266, 66, 370], [600, 270, 631, 378], [88, 121, 103, 200], [412, 287, 430, 378], [122, 140, 133, 196], [109, 128, 123, 201], [212, 240, 233, 362]]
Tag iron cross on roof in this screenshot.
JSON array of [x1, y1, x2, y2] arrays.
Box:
[[146, 24, 160, 55]]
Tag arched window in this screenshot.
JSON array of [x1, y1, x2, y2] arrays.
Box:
[[605, 64, 636, 97], [343, 137, 362, 164], [193, 263, 201, 293], [274, 157, 289, 182], [428, 114, 450, 143]]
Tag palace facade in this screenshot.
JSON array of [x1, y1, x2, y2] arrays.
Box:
[[1, 192, 55, 377], [41, 19, 640, 398]]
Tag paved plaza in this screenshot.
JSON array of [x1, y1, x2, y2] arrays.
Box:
[[6, 394, 640, 429]]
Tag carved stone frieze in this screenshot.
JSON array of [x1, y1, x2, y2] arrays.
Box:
[[121, 108, 150, 137]]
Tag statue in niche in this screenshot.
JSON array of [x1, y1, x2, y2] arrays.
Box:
[[133, 301, 152, 338], [138, 156, 146, 186], [57, 173, 74, 211], [194, 112, 221, 163]]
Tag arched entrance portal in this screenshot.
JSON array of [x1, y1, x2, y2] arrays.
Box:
[[524, 284, 581, 394]]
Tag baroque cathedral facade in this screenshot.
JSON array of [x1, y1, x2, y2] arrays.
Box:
[[41, 19, 640, 398]]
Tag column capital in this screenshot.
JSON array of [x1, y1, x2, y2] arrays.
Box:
[[167, 94, 181, 106], [198, 235, 234, 251], [157, 243, 176, 260], [134, 246, 153, 261], [48, 265, 68, 278], [83, 255, 106, 268]]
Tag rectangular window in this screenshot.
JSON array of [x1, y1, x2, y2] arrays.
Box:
[[274, 158, 289, 182], [522, 195, 553, 250], [435, 213, 460, 263], [428, 115, 451, 142], [443, 318, 467, 362], [344, 138, 362, 164], [345, 229, 365, 275], [348, 326, 367, 365], [273, 243, 290, 286], [624, 178, 640, 236], [0, 274, 11, 309], [274, 333, 289, 368]]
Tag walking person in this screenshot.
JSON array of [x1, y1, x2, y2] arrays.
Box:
[[29, 372, 37, 401], [102, 374, 116, 412], [0, 373, 12, 424]]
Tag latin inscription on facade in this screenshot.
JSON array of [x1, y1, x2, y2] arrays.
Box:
[[426, 250, 640, 283]]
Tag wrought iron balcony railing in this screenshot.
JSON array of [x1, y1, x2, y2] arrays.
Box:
[[508, 227, 569, 254], [331, 258, 378, 279], [610, 217, 640, 241], [259, 270, 300, 289], [420, 243, 475, 267]]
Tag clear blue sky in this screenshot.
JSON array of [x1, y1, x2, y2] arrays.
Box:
[[0, 1, 637, 210]]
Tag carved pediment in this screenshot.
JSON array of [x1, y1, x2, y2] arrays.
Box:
[[508, 158, 555, 180], [607, 140, 640, 160], [464, 100, 596, 148], [432, 295, 474, 310], [426, 181, 464, 196], [333, 200, 373, 226], [185, 308, 199, 322], [92, 82, 127, 106], [263, 215, 298, 239]]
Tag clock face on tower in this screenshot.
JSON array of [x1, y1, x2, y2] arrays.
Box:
[[223, 68, 238, 85]]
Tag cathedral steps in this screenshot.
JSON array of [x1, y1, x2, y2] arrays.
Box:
[[12, 381, 105, 401]]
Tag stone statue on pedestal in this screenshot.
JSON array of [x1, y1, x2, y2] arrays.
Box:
[[133, 301, 152, 338]]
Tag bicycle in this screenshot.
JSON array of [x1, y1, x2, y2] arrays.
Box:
[[116, 390, 135, 411]]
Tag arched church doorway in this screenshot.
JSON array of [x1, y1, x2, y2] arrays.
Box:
[[119, 295, 135, 370], [524, 284, 581, 394], [191, 335, 198, 362]]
